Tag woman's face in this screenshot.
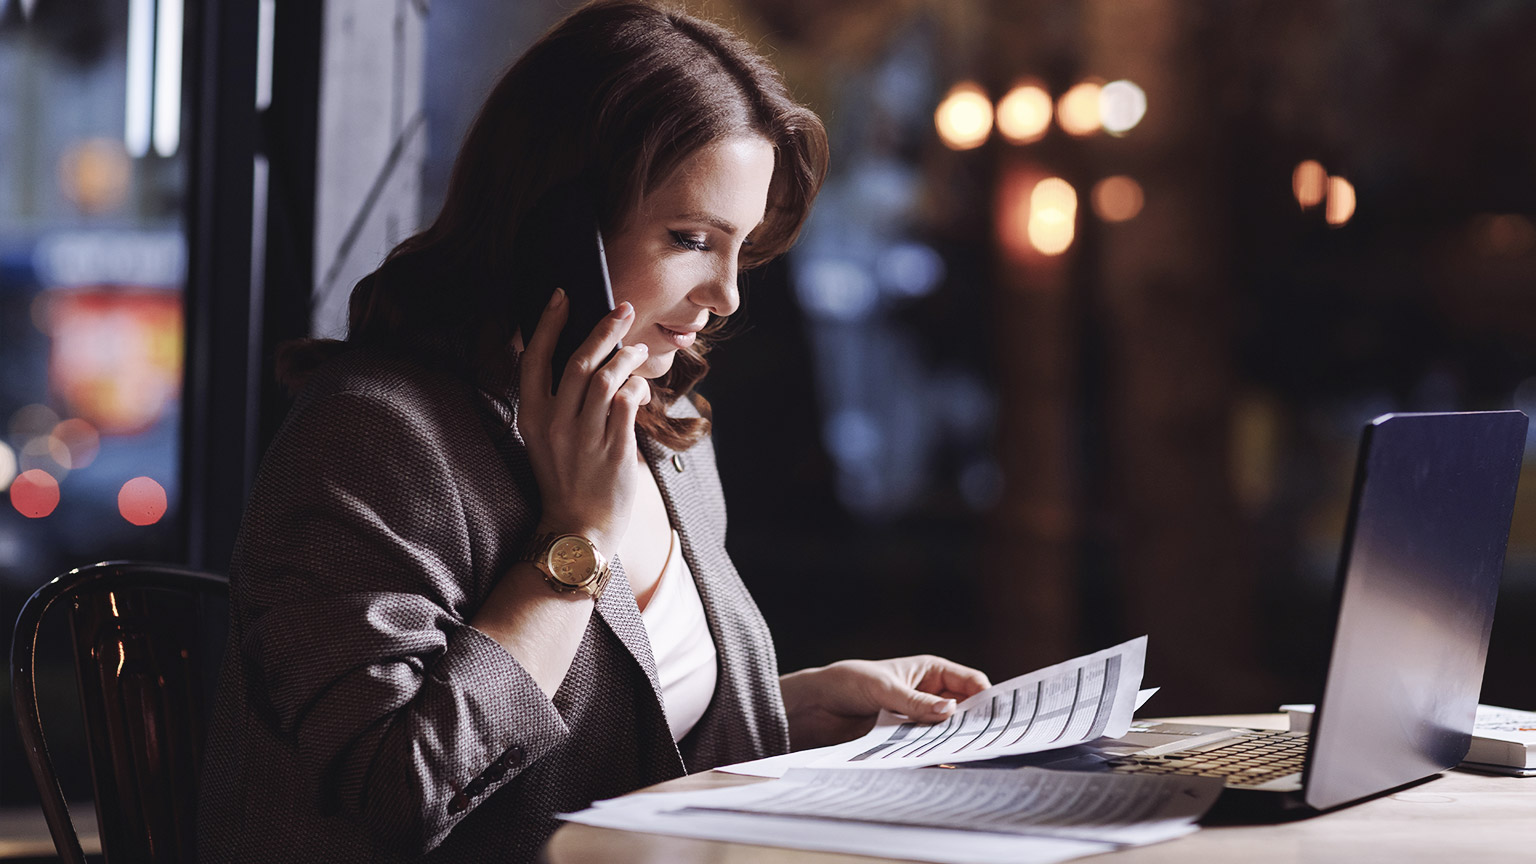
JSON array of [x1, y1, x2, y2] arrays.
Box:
[[604, 135, 776, 379]]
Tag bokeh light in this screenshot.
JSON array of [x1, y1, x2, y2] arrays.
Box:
[[1478, 214, 1536, 257], [1326, 176, 1356, 226], [119, 476, 168, 526], [996, 168, 1035, 262], [0, 441, 16, 491], [1057, 81, 1104, 137], [30, 292, 52, 334], [57, 138, 132, 215], [996, 81, 1052, 144], [1029, 177, 1078, 255], [10, 469, 61, 519], [20, 435, 72, 473], [53, 418, 101, 469], [1099, 80, 1147, 134], [9, 403, 61, 438], [1091, 176, 1146, 222], [1293, 160, 1326, 209], [935, 82, 994, 150]]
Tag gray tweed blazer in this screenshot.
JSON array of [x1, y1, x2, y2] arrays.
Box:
[[196, 348, 789, 863]]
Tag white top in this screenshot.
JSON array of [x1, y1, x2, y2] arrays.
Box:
[[639, 529, 718, 742]]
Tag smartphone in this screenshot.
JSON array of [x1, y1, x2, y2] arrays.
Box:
[[512, 181, 618, 393]]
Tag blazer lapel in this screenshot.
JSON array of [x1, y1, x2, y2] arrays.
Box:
[[592, 559, 668, 708], [637, 432, 730, 698]]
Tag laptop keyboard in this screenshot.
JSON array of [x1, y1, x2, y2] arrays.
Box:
[[1108, 730, 1308, 787]]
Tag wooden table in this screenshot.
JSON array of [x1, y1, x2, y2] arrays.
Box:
[[543, 714, 1536, 864]]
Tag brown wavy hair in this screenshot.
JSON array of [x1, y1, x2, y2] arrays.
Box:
[[280, 0, 828, 450]]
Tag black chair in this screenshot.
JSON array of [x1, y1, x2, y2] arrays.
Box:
[[10, 561, 228, 864]]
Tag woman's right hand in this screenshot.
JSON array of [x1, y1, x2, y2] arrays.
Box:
[[517, 289, 652, 558]]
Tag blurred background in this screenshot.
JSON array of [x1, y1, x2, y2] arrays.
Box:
[[4, 0, 1536, 821]]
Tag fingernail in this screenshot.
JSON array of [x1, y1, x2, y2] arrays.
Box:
[[550, 288, 566, 307], [617, 302, 634, 318], [937, 699, 957, 714], [633, 342, 648, 353]]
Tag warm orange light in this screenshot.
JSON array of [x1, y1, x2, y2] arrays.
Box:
[[1057, 81, 1103, 137], [1325, 176, 1356, 226], [935, 82, 993, 150], [1293, 160, 1326, 209], [10, 469, 61, 518], [57, 138, 131, 215], [52, 418, 101, 469], [1091, 176, 1145, 222], [1028, 177, 1078, 255], [996, 169, 1035, 262], [118, 476, 168, 526], [996, 82, 1052, 144], [1479, 214, 1536, 257]]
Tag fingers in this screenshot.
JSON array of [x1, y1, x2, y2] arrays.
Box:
[[553, 302, 637, 418], [581, 344, 650, 439], [895, 654, 985, 700], [520, 289, 569, 403], [930, 657, 991, 699], [883, 679, 958, 723], [606, 373, 652, 442], [886, 655, 992, 721]]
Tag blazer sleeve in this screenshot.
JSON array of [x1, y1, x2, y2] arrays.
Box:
[[233, 387, 567, 854]]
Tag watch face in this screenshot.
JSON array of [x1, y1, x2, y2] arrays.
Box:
[[548, 536, 599, 586]]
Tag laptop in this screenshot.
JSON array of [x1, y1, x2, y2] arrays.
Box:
[[1100, 410, 1528, 818]]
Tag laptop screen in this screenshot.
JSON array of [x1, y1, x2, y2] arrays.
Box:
[[1304, 410, 1527, 811]]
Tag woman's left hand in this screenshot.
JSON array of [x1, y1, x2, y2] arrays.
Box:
[[778, 655, 991, 751]]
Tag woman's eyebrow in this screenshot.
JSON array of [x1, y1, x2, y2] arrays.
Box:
[[675, 211, 739, 236]]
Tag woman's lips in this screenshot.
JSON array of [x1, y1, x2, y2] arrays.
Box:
[[656, 323, 698, 349]]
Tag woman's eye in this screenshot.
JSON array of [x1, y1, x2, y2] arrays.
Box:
[[669, 231, 710, 252]]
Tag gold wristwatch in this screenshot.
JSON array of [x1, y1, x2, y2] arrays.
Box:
[[521, 532, 611, 599]]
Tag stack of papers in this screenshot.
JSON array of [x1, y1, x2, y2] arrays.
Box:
[[563, 765, 1220, 864], [559, 637, 1222, 864]]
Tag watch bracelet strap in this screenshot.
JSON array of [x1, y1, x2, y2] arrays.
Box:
[[520, 532, 560, 564], [520, 532, 611, 598]]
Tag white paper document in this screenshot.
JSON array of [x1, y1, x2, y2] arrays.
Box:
[[688, 766, 1221, 845], [721, 685, 1160, 780], [561, 760, 1219, 864], [811, 636, 1148, 770]]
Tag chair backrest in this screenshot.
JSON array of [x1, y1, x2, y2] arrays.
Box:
[[10, 561, 228, 864]]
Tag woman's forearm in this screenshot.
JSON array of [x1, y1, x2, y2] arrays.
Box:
[[470, 561, 596, 697]]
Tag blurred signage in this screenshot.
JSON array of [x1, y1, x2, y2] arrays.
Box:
[[44, 288, 182, 436], [29, 229, 185, 436], [32, 229, 185, 287]]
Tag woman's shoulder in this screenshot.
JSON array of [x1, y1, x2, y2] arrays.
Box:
[[296, 347, 471, 411], [273, 347, 489, 451]]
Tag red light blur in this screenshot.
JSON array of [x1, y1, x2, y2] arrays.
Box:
[[11, 469, 61, 518], [118, 476, 167, 526]]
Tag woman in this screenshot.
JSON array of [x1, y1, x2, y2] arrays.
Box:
[[198, 2, 988, 861]]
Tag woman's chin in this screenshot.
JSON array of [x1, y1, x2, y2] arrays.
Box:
[[636, 350, 676, 380]]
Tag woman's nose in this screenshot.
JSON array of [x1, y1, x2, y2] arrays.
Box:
[[694, 258, 741, 317]]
